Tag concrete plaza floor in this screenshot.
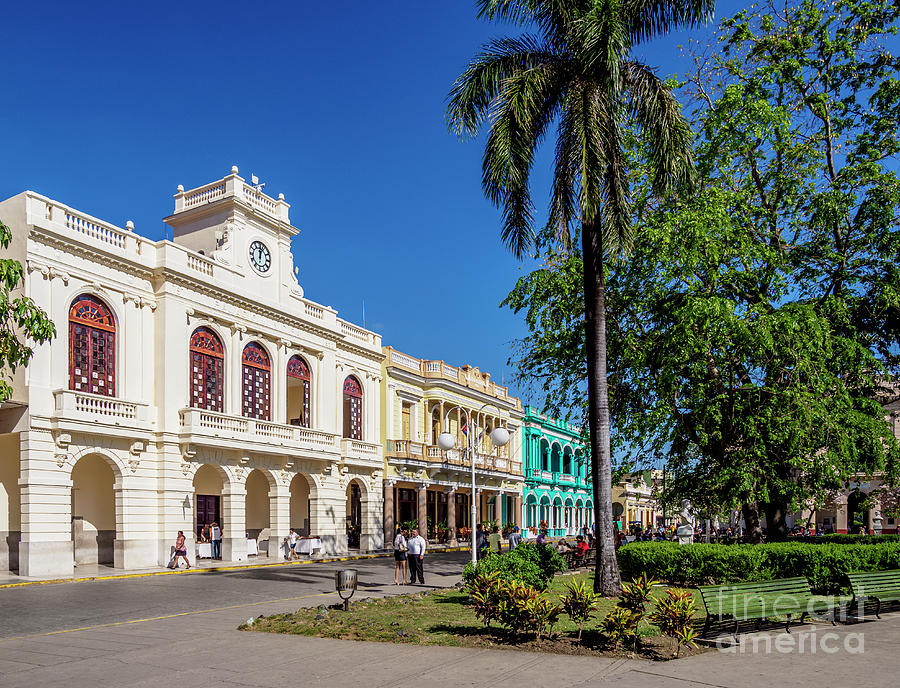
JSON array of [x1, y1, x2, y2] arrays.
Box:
[[0, 552, 897, 687]]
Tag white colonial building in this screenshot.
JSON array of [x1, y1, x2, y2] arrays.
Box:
[[0, 167, 385, 577]]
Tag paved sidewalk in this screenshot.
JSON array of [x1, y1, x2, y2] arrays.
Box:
[[0, 606, 897, 687], [1, 560, 897, 687]]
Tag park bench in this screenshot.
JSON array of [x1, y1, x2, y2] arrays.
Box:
[[699, 577, 835, 641], [847, 570, 900, 619]]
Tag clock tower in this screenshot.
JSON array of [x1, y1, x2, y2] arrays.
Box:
[[164, 166, 304, 299]]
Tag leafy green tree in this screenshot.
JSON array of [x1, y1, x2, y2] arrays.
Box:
[[447, 0, 709, 594], [504, 0, 900, 541], [0, 219, 55, 401]]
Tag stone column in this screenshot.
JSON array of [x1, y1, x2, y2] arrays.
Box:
[[515, 493, 523, 530], [417, 482, 428, 537], [268, 482, 291, 558], [383, 480, 395, 547], [19, 430, 74, 578], [114, 475, 160, 570], [221, 482, 247, 562], [836, 495, 849, 534], [447, 486, 458, 546], [474, 489, 482, 525]]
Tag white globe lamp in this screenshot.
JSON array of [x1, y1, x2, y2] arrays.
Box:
[[437, 432, 456, 451], [489, 427, 510, 448]]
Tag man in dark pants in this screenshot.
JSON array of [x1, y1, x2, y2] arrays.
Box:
[[407, 528, 427, 584]]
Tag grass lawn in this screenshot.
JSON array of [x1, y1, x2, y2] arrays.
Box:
[[242, 572, 708, 660]]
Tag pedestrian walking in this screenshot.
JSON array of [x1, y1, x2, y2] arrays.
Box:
[[171, 530, 191, 569], [487, 526, 502, 554], [508, 525, 522, 549], [407, 528, 427, 585], [288, 528, 299, 560], [211, 521, 222, 559], [393, 528, 408, 585]]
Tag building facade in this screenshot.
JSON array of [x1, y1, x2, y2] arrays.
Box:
[[380, 347, 524, 545], [521, 406, 593, 537], [0, 168, 385, 577], [611, 470, 670, 531]]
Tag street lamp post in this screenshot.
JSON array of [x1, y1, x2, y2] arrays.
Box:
[[436, 402, 512, 567]]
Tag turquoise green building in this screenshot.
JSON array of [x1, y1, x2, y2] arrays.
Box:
[[521, 406, 593, 537]]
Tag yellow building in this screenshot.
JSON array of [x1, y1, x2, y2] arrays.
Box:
[[611, 470, 671, 531], [380, 347, 524, 545]]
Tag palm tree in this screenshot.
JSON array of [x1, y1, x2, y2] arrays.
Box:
[[447, 0, 709, 595]]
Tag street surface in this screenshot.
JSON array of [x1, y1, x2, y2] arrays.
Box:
[[0, 551, 897, 687], [0, 551, 469, 638]]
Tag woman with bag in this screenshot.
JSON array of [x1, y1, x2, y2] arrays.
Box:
[[393, 527, 408, 585], [172, 530, 191, 569]]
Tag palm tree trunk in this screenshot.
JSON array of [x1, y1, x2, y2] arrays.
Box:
[[582, 220, 622, 596]]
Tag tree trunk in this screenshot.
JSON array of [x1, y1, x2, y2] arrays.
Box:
[[763, 501, 789, 541], [741, 502, 763, 543], [582, 220, 621, 596]]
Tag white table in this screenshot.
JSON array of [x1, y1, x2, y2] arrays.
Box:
[[246, 538, 259, 556], [196, 542, 212, 559], [296, 537, 322, 554]]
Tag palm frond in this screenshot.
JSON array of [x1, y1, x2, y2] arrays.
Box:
[[545, 97, 581, 251], [623, 0, 715, 45], [481, 62, 568, 258], [623, 60, 694, 198], [594, 94, 634, 258], [572, 3, 629, 94], [446, 35, 558, 138]]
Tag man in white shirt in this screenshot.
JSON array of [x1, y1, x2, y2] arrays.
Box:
[[288, 528, 299, 560], [211, 522, 222, 560], [407, 528, 427, 585]]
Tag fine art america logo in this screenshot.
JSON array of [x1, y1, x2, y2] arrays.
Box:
[[711, 596, 866, 655]]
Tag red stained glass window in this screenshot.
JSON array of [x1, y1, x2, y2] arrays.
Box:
[[69, 295, 115, 396], [287, 355, 311, 428], [242, 342, 270, 420], [190, 327, 224, 411], [343, 375, 362, 439]]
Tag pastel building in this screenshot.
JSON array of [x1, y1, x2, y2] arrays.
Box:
[[380, 347, 524, 545], [0, 168, 385, 577], [521, 406, 593, 537]]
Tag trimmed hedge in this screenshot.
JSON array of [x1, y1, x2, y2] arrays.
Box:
[[618, 541, 900, 594], [462, 542, 567, 590]]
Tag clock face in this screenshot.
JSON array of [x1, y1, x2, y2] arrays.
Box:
[[249, 240, 271, 273]]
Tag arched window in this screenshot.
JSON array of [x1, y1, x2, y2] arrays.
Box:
[[69, 295, 116, 396], [562, 448, 572, 475], [242, 342, 270, 420], [286, 355, 311, 427], [189, 327, 224, 411], [342, 376, 362, 440]]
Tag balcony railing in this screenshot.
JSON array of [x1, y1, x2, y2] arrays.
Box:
[[341, 438, 383, 464], [386, 439, 425, 459], [54, 390, 151, 430], [383, 347, 519, 409], [389, 440, 523, 477], [179, 408, 340, 454]]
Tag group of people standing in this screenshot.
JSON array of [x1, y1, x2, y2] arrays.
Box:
[[392, 527, 428, 585], [170, 523, 222, 569]]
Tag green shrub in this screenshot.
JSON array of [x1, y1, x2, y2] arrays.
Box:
[[463, 542, 566, 590], [466, 570, 502, 627], [560, 580, 600, 640], [618, 541, 900, 593]]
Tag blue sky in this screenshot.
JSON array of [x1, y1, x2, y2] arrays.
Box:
[[0, 1, 733, 408]]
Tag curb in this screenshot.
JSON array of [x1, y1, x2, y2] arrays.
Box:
[[0, 546, 471, 589]]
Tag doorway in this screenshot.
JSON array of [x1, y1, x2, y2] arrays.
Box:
[[347, 483, 361, 549], [196, 495, 220, 539]]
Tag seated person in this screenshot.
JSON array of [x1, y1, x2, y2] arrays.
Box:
[[555, 538, 573, 554], [574, 535, 589, 558]]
